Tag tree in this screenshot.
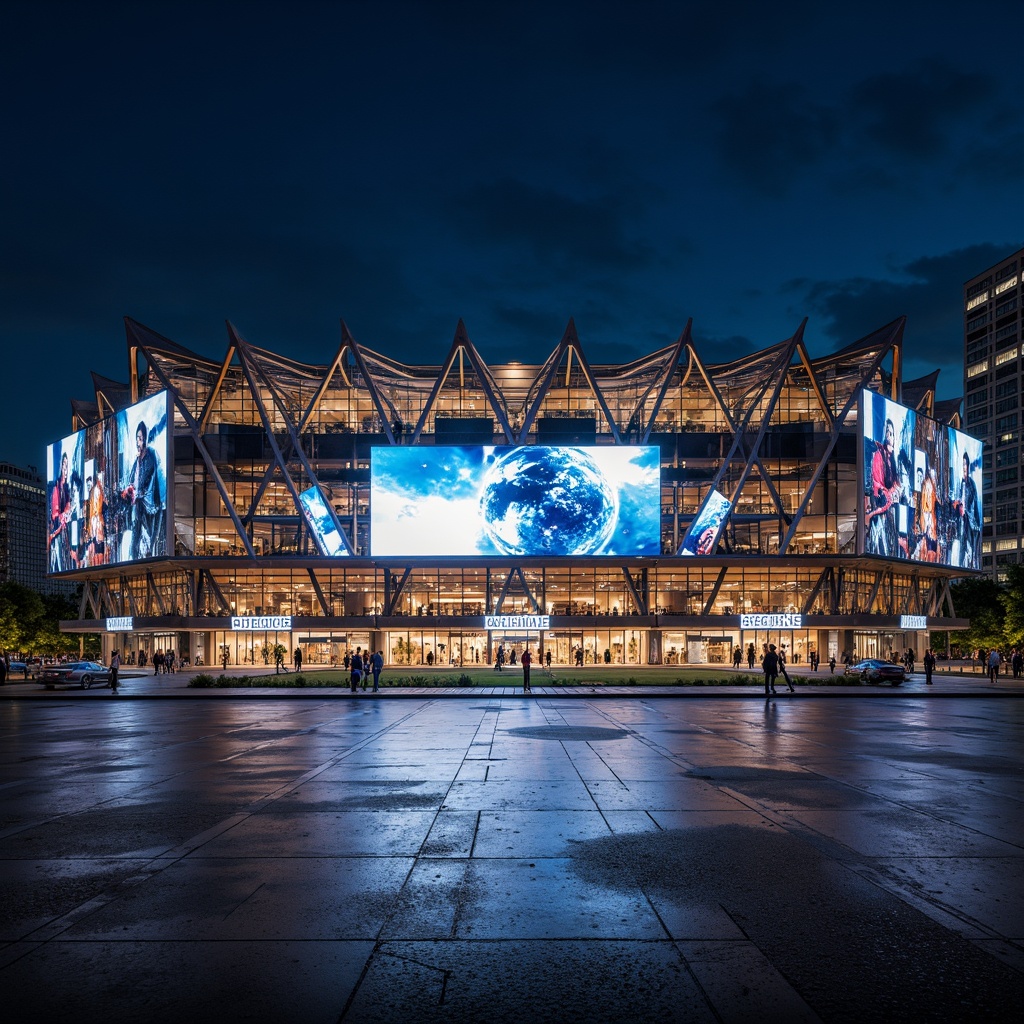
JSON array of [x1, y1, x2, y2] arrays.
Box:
[[948, 576, 1005, 655], [1000, 564, 1024, 647], [0, 582, 45, 653]]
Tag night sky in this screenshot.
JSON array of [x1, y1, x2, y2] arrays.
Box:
[[3, 1, 1022, 471]]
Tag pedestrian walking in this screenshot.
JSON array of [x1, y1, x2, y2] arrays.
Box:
[[1012, 648, 1023, 679], [747, 643, 756, 669], [109, 650, 120, 694], [777, 645, 795, 692], [988, 647, 1002, 683], [829, 654, 836, 674], [370, 650, 383, 692], [350, 649, 363, 693], [733, 647, 742, 669], [521, 646, 532, 693], [294, 647, 302, 672], [923, 648, 935, 685], [761, 644, 780, 696]]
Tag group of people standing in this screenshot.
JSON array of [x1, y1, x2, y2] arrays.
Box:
[[981, 647, 1023, 682], [346, 648, 385, 692], [148, 650, 178, 674]]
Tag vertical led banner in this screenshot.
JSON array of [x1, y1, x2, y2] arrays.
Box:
[[680, 488, 732, 555], [299, 484, 351, 556], [947, 425, 983, 570], [113, 390, 171, 562]]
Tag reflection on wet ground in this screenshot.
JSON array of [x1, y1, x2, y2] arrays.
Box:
[[0, 696, 1021, 1022]]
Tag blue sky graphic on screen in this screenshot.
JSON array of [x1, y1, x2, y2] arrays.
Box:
[[371, 446, 661, 557], [860, 389, 982, 570], [299, 485, 349, 556]]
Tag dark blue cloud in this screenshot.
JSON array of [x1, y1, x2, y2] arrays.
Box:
[[448, 179, 656, 272], [792, 244, 1022, 395], [710, 82, 839, 197], [850, 59, 994, 159]]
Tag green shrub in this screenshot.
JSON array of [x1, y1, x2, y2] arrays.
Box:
[[188, 673, 217, 688]]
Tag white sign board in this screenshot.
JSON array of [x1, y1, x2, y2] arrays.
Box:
[[739, 613, 803, 629], [484, 615, 550, 630], [231, 616, 293, 631]]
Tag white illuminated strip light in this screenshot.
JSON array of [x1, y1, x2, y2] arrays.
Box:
[[739, 613, 803, 629], [105, 616, 134, 632], [230, 616, 293, 631], [900, 615, 927, 630], [484, 615, 550, 630]]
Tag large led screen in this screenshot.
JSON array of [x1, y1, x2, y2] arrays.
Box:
[[299, 484, 350, 556], [371, 445, 661, 556], [860, 390, 982, 569], [47, 391, 171, 572]]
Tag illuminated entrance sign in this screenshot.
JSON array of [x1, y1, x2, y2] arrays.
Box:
[[484, 615, 550, 630], [900, 615, 927, 630], [105, 616, 134, 632], [231, 615, 293, 631], [740, 613, 803, 629]]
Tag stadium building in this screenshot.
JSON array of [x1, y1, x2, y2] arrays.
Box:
[[46, 315, 978, 670]]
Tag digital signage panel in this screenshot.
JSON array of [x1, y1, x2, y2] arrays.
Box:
[[298, 484, 350, 556], [680, 488, 732, 556], [860, 389, 982, 569], [47, 391, 171, 572], [371, 445, 661, 557]]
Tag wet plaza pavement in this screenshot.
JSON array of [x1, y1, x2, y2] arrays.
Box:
[[0, 694, 1022, 1022]]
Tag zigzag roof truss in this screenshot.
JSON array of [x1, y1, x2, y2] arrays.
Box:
[[408, 321, 514, 443], [129, 323, 256, 557], [125, 318, 226, 426], [678, 333, 799, 554], [519, 320, 622, 443], [229, 324, 354, 555], [636, 323, 691, 443], [778, 317, 904, 554], [298, 341, 350, 432]]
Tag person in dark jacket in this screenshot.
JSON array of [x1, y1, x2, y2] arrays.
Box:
[[762, 644, 780, 696]]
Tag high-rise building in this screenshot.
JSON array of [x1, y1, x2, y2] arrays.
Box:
[[0, 461, 74, 594], [963, 246, 1023, 579]]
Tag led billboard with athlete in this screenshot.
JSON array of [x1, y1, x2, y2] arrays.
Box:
[[371, 445, 661, 557], [860, 389, 982, 569], [46, 391, 170, 572]]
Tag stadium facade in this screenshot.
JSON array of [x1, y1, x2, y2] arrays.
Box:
[[47, 315, 977, 670]]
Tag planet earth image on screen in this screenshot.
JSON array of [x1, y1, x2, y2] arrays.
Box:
[[479, 447, 619, 555]]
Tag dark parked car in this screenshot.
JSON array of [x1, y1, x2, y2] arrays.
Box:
[[845, 658, 905, 686], [38, 661, 112, 690]]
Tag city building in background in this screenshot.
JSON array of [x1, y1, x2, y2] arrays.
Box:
[[963, 246, 1024, 580], [0, 461, 76, 595], [48, 315, 976, 669]]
